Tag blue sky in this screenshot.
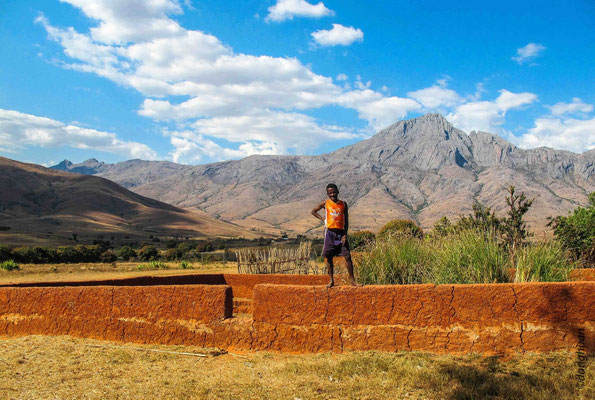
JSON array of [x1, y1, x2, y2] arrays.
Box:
[[1, 0, 593, 166]]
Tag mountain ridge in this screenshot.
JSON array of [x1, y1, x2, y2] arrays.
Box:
[[50, 113, 594, 235], [0, 157, 260, 245]]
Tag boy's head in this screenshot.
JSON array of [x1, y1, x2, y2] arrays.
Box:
[[326, 183, 339, 202]]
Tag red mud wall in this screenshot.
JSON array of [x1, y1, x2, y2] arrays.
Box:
[[0, 285, 232, 342], [252, 282, 595, 355]]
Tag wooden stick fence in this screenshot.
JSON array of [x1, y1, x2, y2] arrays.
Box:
[[235, 242, 321, 274]]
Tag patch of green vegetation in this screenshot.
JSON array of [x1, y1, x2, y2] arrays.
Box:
[[0, 260, 20, 271], [136, 261, 168, 271]]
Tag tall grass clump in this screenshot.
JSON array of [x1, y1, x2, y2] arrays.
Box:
[[431, 229, 509, 284], [357, 234, 432, 285], [514, 240, 575, 282]]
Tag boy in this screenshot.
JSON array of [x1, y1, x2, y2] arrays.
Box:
[[311, 183, 360, 288]]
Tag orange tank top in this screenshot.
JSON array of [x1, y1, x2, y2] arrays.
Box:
[[325, 199, 345, 230]]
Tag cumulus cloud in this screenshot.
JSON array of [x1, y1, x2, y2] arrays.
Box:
[[266, 0, 333, 22], [36, 1, 421, 162], [512, 42, 546, 64], [311, 24, 363, 47], [407, 81, 463, 109], [446, 89, 537, 134], [549, 98, 593, 116], [0, 108, 158, 159], [514, 117, 595, 153]]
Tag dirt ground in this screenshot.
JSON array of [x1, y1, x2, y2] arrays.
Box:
[[0, 335, 592, 400]]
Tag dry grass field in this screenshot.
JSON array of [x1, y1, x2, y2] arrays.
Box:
[[0, 335, 592, 400], [0, 261, 237, 285]]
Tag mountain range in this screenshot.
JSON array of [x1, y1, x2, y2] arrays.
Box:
[[0, 157, 258, 246], [50, 114, 594, 236]]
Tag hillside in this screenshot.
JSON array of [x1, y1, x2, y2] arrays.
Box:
[[52, 114, 594, 235], [0, 157, 259, 245]]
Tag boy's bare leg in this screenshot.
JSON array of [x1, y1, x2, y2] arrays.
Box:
[[345, 256, 362, 286], [326, 257, 335, 288]]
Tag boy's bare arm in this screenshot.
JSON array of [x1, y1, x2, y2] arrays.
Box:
[[311, 201, 326, 222]]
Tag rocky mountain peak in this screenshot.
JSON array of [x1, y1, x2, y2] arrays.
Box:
[[51, 159, 73, 171]]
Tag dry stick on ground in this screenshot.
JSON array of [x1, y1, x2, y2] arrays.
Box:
[[85, 343, 213, 357]]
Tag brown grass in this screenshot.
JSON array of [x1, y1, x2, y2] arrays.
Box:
[[0, 335, 592, 400], [0, 262, 236, 285]]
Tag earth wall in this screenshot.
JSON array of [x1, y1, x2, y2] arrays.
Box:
[[0, 275, 593, 356]]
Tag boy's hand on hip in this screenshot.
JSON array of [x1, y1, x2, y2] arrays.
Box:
[[341, 236, 346, 245]]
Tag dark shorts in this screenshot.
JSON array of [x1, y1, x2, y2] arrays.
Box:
[[322, 228, 351, 259]]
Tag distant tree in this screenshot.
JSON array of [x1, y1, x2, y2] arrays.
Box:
[[547, 192, 595, 265], [117, 246, 137, 261], [0, 245, 13, 262], [456, 202, 502, 234], [501, 186, 534, 252], [432, 216, 453, 237], [138, 245, 159, 261]]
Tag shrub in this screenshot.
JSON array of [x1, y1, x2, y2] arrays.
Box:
[[180, 260, 192, 269], [547, 192, 595, 265], [0, 260, 20, 271], [377, 219, 423, 240], [12, 246, 57, 263], [0, 245, 13, 262], [501, 186, 534, 252], [431, 229, 509, 284], [117, 246, 137, 261], [137, 245, 159, 261], [348, 230, 376, 250], [136, 261, 168, 270], [100, 250, 117, 263], [357, 235, 432, 285], [514, 241, 576, 282]]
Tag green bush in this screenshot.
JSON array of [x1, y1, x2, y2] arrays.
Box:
[[348, 230, 376, 250], [136, 261, 168, 270], [137, 245, 159, 261], [548, 192, 595, 265], [0, 260, 20, 271], [100, 250, 117, 263], [180, 260, 192, 269], [377, 219, 423, 240], [12, 246, 57, 263], [0, 245, 13, 262], [117, 246, 137, 261], [514, 241, 575, 282]]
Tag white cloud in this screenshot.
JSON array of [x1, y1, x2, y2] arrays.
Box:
[[514, 117, 595, 153], [61, 0, 184, 44], [37, 1, 418, 162], [549, 98, 593, 116], [512, 42, 546, 64], [266, 0, 333, 22], [311, 24, 363, 47], [338, 90, 421, 130], [446, 89, 537, 133], [0, 108, 158, 159], [336, 73, 348, 81], [407, 81, 463, 109]]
